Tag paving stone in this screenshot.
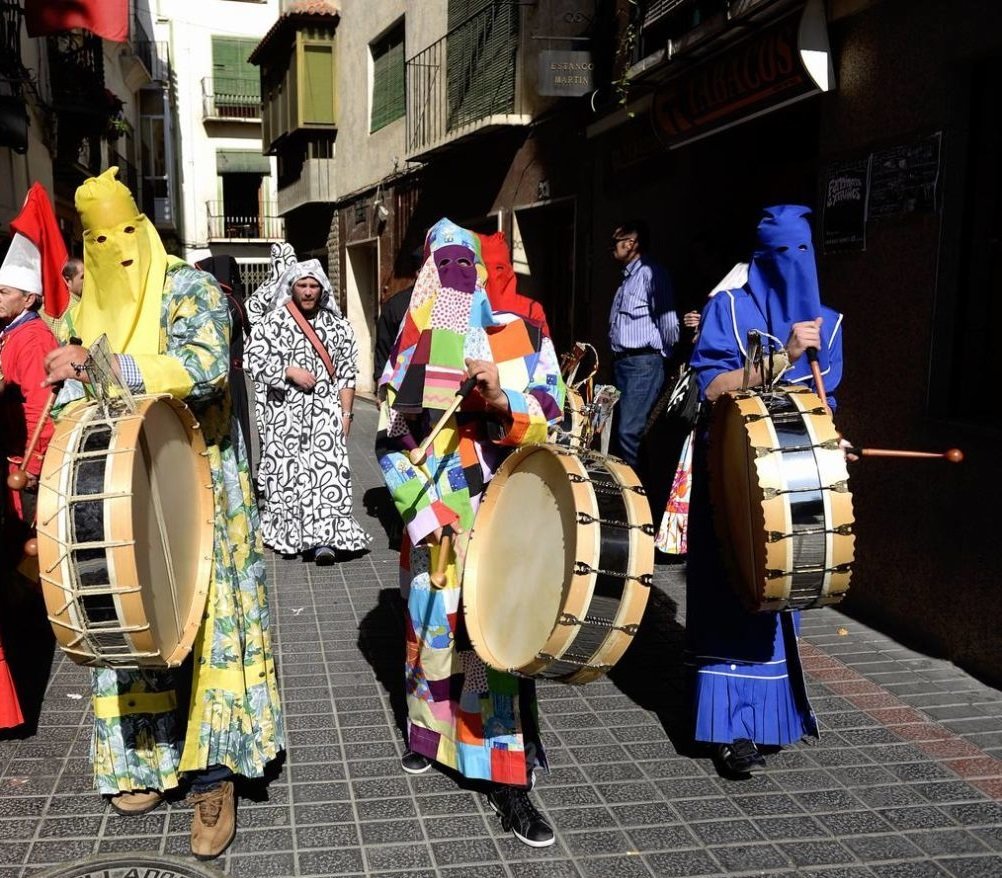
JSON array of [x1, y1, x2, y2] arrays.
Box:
[[296, 822, 360, 849], [364, 842, 434, 872], [778, 838, 858, 867], [230, 853, 299, 878], [576, 855, 652, 877], [710, 843, 790, 872], [939, 856, 1002, 877], [297, 846, 367, 875], [644, 848, 722, 876]]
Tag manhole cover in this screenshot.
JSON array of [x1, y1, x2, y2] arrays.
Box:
[[33, 854, 226, 878]]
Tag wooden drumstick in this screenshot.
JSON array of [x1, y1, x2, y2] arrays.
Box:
[[845, 446, 964, 463], [429, 525, 454, 589], [6, 390, 57, 491], [806, 347, 831, 417], [8, 335, 82, 492], [408, 375, 478, 466]]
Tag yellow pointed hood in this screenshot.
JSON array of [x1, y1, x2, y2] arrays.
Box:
[[71, 167, 176, 354]]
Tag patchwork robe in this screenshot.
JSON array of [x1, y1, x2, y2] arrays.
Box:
[[376, 286, 563, 786]]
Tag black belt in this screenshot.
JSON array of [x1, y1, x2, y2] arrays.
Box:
[[612, 347, 661, 360]]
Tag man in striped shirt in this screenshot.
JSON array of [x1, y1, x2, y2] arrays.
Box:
[[608, 220, 680, 467]]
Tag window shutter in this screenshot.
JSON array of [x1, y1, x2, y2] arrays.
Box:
[[303, 43, 335, 124], [446, 1, 516, 131], [211, 36, 261, 103], [370, 22, 405, 133]]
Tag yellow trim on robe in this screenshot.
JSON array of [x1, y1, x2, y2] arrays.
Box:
[[93, 690, 178, 720]]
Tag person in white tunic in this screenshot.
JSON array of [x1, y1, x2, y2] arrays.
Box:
[[246, 259, 371, 563]]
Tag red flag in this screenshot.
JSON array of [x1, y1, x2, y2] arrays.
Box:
[[25, 0, 129, 43], [11, 183, 70, 320]]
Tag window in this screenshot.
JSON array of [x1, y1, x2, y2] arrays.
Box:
[[370, 20, 405, 133], [211, 36, 260, 118], [446, 0, 517, 130], [303, 42, 336, 124]]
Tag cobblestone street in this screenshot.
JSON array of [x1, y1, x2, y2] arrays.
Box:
[[2, 400, 1002, 878]]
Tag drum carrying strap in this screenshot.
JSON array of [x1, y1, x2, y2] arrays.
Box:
[[285, 301, 336, 378]]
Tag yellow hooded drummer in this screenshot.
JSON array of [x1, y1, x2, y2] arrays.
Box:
[[43, 168, 284, 860]]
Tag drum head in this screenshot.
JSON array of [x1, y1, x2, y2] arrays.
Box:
[[464, 447, 577, 672], [132, 399, 212, 665]]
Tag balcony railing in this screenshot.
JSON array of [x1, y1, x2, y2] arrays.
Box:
[[202, 76, 261, 120], [406, 1, 527, 158], [206, 202, 284, 240], [136, 40, 170, 82], [48, 32, 105, 112]]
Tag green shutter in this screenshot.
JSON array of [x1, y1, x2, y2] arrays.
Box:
[[302, 44, 335, 124], [216, 150, 271, 174], [370, 22, 405, 133], [446, 1, 516, 132], [211, 36, 261, 105]]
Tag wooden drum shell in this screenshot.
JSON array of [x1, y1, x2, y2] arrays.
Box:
[[709, 387, 855, 612], [463, 445, 653, 684], [37, 396, 215, 668]]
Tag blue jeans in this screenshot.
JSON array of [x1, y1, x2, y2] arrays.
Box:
[[611, 353, 667, 468]]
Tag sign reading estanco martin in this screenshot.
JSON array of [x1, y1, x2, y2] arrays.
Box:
[[538, 50, 595, 97]]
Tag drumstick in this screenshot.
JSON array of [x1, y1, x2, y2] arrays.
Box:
[[408, 376, 478, 466], [806, 347, 831, 416], [845, 446, 964, 463], [7, 391, 57, 491], [7, 336, 83, 491], [429, 525, 454, 589]]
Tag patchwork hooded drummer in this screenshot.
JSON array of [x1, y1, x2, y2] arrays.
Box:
[[42, 167, 284, 860], [375, 218, 564, 847], [685, 204, 844, 776], [245, 259, 371, 563]]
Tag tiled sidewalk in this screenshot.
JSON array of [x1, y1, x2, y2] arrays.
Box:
[[2, 401, 1001, 877]]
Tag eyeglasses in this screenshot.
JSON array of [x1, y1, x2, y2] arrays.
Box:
[[610, 237, 637, 249]]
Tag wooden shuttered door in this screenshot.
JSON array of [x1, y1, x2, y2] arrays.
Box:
[[370, 22, 405, 133], [445, 0, 517, 132]]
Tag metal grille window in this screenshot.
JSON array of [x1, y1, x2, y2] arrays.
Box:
[[370, 21, 405, 133]]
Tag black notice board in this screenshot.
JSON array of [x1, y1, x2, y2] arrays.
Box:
[[868, 132, 942, 220]]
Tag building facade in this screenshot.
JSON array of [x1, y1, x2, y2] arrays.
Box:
[[160, 0, 284, 289]]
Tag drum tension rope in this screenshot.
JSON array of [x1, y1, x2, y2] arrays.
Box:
[[573, 561, 653, 586], [557, 611, 641, 636]]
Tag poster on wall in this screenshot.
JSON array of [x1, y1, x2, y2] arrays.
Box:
[[868, 132, 942, 219], [821, 156, 871, 253]]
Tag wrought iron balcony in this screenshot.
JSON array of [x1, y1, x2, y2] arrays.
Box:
[[406, 1, 529, 160], [48, 32, 106, 114], [202, 76, 261, 120], [206, 201, 284, 240]]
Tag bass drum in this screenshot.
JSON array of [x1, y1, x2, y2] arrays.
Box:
[[37, 396, 215, 668], [463, 445, 653, 683], [709, 386, 854, 612]]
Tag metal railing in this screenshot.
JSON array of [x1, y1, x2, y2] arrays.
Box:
[[202, 75, 261, 120], [406, 1, 523, 155], [135, 40, 170, 82], [205, 202, 284, 240]]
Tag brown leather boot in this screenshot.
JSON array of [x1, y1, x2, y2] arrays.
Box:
[[109, 789, 163, 816], [188, 780, 236, 860]]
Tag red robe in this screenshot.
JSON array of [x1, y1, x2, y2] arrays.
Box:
[[1, 313, 57, 729]]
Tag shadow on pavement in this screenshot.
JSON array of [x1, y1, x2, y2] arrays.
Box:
[[608, 583, 698, 757], [362, 486, 403, 552], [357, 587, 408, 740]]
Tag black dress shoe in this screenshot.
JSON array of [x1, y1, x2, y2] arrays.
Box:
[[486, 785, 554, 848], [717, 738, 767, 775], [314, 546, 336, 566], [400, 750, 432, 774]]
